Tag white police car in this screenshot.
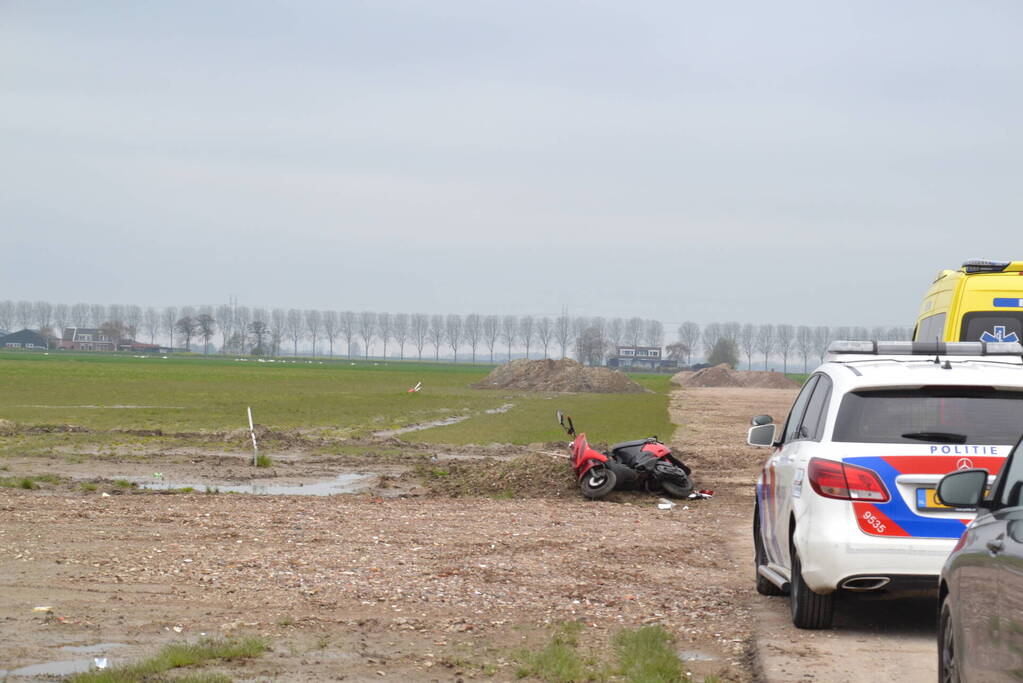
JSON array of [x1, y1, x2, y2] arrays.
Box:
[[747, 341, 1023, 629]]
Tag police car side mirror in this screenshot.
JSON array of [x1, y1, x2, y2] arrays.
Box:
[[936, 469, 989, 508], [747, 424, 776, 447]]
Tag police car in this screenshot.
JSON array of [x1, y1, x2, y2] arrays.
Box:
[[747, 340, 1023, 629]]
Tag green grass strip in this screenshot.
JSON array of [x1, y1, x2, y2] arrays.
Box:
[[68, 636, 269, 683], [613, 625, 685, 683]]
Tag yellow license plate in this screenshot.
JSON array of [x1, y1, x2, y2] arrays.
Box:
[[916, 487, 987, 511]]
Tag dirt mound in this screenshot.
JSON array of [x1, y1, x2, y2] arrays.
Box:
[[414, 453, 577, 498], [673, 364, 799, 389], [473, 359, 648, 394], [222, 424, 273, 445]]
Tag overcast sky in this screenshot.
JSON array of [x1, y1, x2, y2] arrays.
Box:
[[2, 1, 1021, 328]]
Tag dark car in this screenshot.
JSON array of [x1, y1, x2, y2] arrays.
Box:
[[936, 434, 1023, 682]]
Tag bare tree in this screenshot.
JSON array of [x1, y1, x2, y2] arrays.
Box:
[[285, 309, 304, 355], [795, 325, 814, 371], [378, 312, 392, 359], [124, 305, 143, 341], [702, 322, 722, 360], [175, 316, 198, 351], [339, 311, 356, 357], [575, 322, 608, 366], [0, 300, 13, 332], [270, 308, 286, 356], [391, 313, 409, 360], [141, 307, 159, 344], [643, 319, 664, 348], [88, 303, 105, 328], [739, 323, 757, 370], [411, 313, 429, 361], [722, 321, 742, 348], [482, 315, 500, 362], [607, 317, 625, 351], [197, 313, 216, 353], [813, 326, 831, 362], [501, 315, 518, 361], [775, 324, 795, 373], [358, 311, 378, 359], [108, 304, 125, 328], [33, 301, 53, 332], [555, 313, 571, 359], [677, 321, 700, 366], [69, 302, 89, 328], [249, 320, 269, 354], [621, 316, 638, 347], [322, 310, 339, 358], [216, 304, 234, 353], [463, 313, 483, 363], [755, 324, 775, 370], [445, 314, 462, 362], [161, 306, 178, 348], [536, 316, 553, 358], [305, 309, 322, 357], [16, 300, 33, 328], [519, 315, 535, 359], [427, 314, 444, 361], [52, 303, 69, 336]]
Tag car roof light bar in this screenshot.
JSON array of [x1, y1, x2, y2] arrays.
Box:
[[962, 259, 1012, 273], [826, 340, 1023, 356]]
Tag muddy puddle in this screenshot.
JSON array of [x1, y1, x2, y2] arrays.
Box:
[[2, 643, 126, 678], [126, 472, 375, 495], [372, 403, 515, 438]]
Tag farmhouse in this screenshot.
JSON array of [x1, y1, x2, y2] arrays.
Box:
[[60, 327, 117, 352], [2, 328, 48, 350], [606, 345, 677, 371]]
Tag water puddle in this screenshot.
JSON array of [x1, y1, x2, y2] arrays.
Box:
[[374, 403, 515, 438], [374, 415, 469, 438], [130, 473, 375, 495], [6, 658, 96, 676]]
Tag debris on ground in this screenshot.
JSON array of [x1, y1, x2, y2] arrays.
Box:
[[671, 364, 799, 389], [0, 418, 16, 436], [472, 359, 648, 393]]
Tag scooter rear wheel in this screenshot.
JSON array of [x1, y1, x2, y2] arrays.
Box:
[[580, 466, 617, 499]]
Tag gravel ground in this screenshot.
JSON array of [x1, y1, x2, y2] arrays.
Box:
[[0, 387, 798, 682]]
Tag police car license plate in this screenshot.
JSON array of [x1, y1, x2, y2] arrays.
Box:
[[916, 487, 984, 511]]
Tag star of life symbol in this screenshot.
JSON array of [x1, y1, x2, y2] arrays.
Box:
[[957, 457, 973, 470], [980, 325, 1020, 343]]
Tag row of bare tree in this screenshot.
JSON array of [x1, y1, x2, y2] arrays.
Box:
[[0, 300, 911, 368]]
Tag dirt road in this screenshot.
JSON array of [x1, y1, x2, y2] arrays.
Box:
[[672, 387, 938, 682]]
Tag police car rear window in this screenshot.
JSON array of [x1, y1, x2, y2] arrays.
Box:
[[832, 388, 1023, 445]]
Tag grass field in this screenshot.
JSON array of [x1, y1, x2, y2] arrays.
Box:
[[0, 352, 674, 445]]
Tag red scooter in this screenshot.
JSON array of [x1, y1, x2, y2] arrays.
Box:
[[557, 411, 694, 500]]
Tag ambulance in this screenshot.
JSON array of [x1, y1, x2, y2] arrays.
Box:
[[915, 259, 1023, 343]]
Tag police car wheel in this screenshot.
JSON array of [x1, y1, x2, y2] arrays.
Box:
[[754, 506, 786, 596], [790, 544, 834, 629]]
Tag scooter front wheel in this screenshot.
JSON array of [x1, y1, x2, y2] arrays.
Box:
[[580, 466, 617, 499]]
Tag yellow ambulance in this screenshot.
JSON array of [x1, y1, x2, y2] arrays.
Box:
[[915, 259, 1023, 342]]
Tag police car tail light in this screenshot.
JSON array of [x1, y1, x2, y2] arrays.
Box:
[[808, 458, 890, 503]]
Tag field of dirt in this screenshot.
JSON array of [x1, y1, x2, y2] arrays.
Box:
[[0, 386, 805, 681]]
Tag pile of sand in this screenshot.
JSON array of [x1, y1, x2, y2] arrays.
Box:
[[473, 358, 648, 394], [672, 364, 799, 389]]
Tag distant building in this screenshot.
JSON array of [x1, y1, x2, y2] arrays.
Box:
[[606, 345, 677, 371], [3, 328, 48, 350], [59, 327, 117, 352]]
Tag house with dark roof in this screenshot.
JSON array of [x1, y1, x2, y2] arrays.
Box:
[[606, 345, 677, 371], [60, 327, 117, 352], [2, 328, 48, 350]]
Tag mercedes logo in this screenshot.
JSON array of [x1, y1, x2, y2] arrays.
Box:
[[957, 457, 973, 471]]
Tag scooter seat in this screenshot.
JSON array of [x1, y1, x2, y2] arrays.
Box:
[[610, 438, 653, 452]]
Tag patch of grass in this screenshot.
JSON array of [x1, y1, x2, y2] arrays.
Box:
[[114, 479, 133, 488], [204, 486, 220, 494], [515, 622, 596, 682], [179, 486, 195, 493], [0, 474, 61, 489], [255, 453, 273, 468], [277, 616, 295, 626], [613, 626, 684, 683], [69, 636, 269, 682], [80, 481, 98, 492]]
